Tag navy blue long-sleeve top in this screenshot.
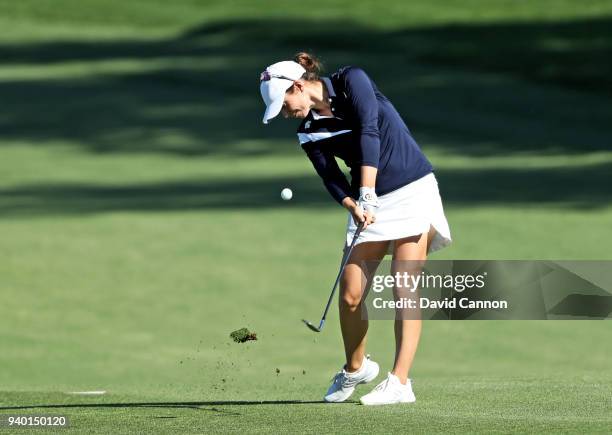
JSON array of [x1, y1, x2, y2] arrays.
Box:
[[297, 66, 433, 205]]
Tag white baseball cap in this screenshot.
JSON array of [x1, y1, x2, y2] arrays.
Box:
[[260, 61, 306, 124]]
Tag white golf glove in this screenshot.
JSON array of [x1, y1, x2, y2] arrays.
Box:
[[357, 187, 379, 218]]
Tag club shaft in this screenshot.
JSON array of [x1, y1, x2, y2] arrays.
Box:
[[318, 222, 364, 325]]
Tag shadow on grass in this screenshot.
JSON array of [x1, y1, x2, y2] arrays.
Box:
[[2, 16, 610, 94], [0, 400, 329, 416], [0, 17, 610, 157], [0, 161, 610, 216], [0, 400, 327, 408]]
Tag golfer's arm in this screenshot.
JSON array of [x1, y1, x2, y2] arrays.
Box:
[[342, 196, 356, 210], [361, 165, 377, 189], [344, 67, 380, 192], [341, 166, 376, 210], [302, 143, 353, 206]]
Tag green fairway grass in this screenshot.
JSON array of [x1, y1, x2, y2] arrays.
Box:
[[1, 0, 611, 433]]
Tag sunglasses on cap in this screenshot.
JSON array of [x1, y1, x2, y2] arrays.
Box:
[[260, 71, 299, 82]]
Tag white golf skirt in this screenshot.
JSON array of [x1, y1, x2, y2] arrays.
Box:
[[346, 172, 452, 255]]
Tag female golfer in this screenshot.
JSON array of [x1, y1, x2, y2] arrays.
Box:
[[260, 53, 451, 405]]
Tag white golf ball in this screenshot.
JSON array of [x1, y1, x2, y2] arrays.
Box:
[[281, 188, 293, 201]]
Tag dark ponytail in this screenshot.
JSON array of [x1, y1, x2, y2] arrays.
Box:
[[294, 51, 323, 80]]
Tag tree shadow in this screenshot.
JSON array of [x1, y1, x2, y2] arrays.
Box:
[[0, 161, 609, 217], [0, 399, 331, 416], [397, 17, 612, 95], [0, 400, 327, 409], [0, 17, 610, 157]]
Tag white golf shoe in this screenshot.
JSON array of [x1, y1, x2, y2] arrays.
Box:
[[359, 372, 416, 405], [324, 355, 380, 403]]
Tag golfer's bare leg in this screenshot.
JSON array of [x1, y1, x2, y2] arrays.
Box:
[[390, 231, 428, 384], [427, 225, 437, 252], [339, 240, 389, 372]]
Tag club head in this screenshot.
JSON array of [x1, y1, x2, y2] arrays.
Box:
[[302, 319, 321, 333]]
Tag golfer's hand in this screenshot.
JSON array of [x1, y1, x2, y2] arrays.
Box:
[[350, 203, 375, 230], [356, 187, 379, 230]]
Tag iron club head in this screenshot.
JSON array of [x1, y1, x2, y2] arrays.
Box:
[[302, 319, 321, 333]]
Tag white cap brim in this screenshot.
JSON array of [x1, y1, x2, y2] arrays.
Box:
[[262, 95, 284, 124], [260, 78, 293, 124]]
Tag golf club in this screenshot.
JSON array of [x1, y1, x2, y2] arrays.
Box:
[[302, 221, 365, 332]]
